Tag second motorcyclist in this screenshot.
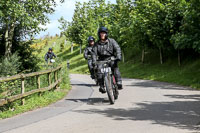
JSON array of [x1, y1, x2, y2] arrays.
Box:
[[84, 36, 96, 79], [45, 48, 57, 64]]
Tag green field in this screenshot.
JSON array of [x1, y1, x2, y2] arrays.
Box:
[[118, 46, 200, 89], [119, 60, 200, 89]]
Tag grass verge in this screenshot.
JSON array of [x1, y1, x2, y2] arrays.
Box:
[[0, 90, 67, 119], [0, 67, 71, 119]]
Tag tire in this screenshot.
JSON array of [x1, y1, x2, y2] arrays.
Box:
[[112, 76, 119, 100], [104, 75, 115, 104], [113, 84, 119, 100]]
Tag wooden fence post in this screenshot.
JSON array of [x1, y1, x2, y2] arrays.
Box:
[[54, 71, 58, 89], [21, 77, 25, 105], [37, 76, 41, 96], [48, 73, 51, 86], [57, 68, 61, 88], [67, 60, 70, 70]]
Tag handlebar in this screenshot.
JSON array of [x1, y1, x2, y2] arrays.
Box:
[[95, 57, 116, 65]]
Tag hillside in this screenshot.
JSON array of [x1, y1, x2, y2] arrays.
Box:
[[34, 36, 200, 90], [32, 35, 89, 74], [119, 47, 200, 89]]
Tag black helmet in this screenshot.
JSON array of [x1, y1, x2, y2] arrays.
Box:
[[98, 27, 108, 39], [49, 48, 53, 51], [98, 27, 108, 34], [88, 36, 95, 43]]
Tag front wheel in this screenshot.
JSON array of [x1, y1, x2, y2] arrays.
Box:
[[104, 75, 115, 104]]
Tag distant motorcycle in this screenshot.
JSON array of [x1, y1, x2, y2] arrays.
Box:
[[47, 58, 57, 68], [50, 59, 55, 63]]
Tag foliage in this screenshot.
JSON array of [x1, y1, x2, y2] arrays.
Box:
[[0, 36, 71, 119], [0, 52, 21, 76], [0, 0, 56, 35], [0, 0, 64, 59], [0, 53, 22, 99], [59, 0, 200, 65], [60, 42, 65, 52], [172, 0, 200, 52]]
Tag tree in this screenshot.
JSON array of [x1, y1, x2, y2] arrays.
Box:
[[108, 0, 134, 62], [62, 0, 111, 54], [0, 0, 59, 58], [130, 0, 185, 64], [61, 0, 200, 65]]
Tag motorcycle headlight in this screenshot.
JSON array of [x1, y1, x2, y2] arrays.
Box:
[[50, 59, 55, 63]]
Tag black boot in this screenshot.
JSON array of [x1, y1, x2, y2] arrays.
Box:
[[99, 85, 106, 93], [91, 75, 95, 79], [117, 81, 123, 90]]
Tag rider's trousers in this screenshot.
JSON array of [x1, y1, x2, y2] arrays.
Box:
[[88, 60, 94, 77], [97, 61, 122, 87]]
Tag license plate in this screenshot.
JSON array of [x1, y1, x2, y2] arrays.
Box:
[[101, 67, 111, 73]]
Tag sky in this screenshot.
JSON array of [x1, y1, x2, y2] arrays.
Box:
[[36, 0, 116, 38]]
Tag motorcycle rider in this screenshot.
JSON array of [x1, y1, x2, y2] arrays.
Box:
[[92, 27, 123, 93], [84, 36, 95, 79], [45, 48, 57, 64]]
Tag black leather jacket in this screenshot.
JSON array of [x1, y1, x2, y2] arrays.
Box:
[[84, 46, 94, 60], [92, 38, 122, 62], [45, 52, 56, 62]]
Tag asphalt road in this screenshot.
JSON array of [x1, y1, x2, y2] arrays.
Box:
[[1, 74, 200, 133]]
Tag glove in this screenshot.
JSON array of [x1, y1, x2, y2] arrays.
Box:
[[116, 55, 122, 61], [111, 56, 116, 61], [94, 65, 97, 70], [87, 55, 92, 59], [92, 61, 96, 67]]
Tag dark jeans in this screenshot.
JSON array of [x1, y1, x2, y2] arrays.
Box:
[[97, 61, 122, 87], [88, 60, 94, 77]]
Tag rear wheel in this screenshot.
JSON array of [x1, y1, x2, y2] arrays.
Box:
[[113, 84, 119, 100], [104, 75, 115, 104], [112, 76, 119, 100]]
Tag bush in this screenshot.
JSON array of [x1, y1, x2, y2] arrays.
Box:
[[0, 53, 22, 100], [13, 40, 40, 72], [0, 53, 21, 76], [60, 42, 65, 52]]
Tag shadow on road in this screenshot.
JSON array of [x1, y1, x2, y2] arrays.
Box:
[[165, 94, 200, 101], [74, 94, 200, 131], [71, 83, 97, 87], [66, 98, 110, 105], [126, 80, 193, 91]]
